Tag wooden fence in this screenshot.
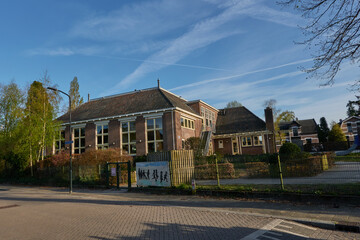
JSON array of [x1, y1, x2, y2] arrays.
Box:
[[147, 150, 194, 186]]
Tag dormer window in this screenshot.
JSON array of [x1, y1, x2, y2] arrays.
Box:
[[347, 123, 353, 133], [292, 127, 298, 136]]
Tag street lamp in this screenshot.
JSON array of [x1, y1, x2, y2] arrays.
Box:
[[47, 87, 72, 194]]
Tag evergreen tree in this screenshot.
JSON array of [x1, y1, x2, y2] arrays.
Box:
[[346, 97, 360, 117], [328, 124, 346, 142], [317, 117, 330, 143], [69, 76, 84, 110]]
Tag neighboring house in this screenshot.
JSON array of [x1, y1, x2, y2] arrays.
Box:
[[278, 119, 319, 146], [340, 116, 360, 142], [213, 107, 275, 155], [54, 84, 275, 156]]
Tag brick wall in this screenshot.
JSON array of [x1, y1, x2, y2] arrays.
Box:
[[135, 116, 146, 155], [241, 146, 263, 155], [108, 120, 120, 149], [85, 123, 96, 151], [163, 112, 175, 151], [214, 138, 232, 155]]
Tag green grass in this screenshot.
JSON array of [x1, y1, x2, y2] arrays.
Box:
[[334, 154, 360, 162], [195, 183, 360, 196]]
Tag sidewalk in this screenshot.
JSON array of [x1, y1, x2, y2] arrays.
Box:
[[1, 185, 359, 232]]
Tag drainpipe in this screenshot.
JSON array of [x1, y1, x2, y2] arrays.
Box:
[[172, 111, 175, 150]]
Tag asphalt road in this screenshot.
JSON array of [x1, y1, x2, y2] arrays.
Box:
[[0, 186, 359, 239]]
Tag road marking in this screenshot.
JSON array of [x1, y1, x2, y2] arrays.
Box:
[[276, 224, 292, 229], [273, 227, 309, 238], [283, 221, 317, 230], [261, 234, 281, 240], [240, 219, 283, 240], [267, 231, 282, 236]]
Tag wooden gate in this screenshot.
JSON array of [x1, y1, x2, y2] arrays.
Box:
[[147, 150, 194, 186]]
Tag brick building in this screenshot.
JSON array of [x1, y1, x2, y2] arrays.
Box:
[[340, 116, 360, 142], [278, 119, 319, 146], [54, 85, 275, 156]]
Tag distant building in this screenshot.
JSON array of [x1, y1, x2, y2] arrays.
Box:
[[340, 116, 360, 142], [278, 119, 319, 146]]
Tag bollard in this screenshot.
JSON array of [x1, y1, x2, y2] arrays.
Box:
[[191, 179, 196, 195]]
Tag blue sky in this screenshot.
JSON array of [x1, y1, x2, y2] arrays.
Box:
[[1, 0, 358, 123]]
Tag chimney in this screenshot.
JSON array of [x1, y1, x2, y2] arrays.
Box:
[[88, 93, 90, 102], [157, 78, 160, 88], [264, 107, 274, 131]]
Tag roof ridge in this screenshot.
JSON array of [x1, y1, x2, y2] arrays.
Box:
[[90, 87, 158, 101], [159, 87, 188, 101], [158, 88, 175, 108], [241, 106, 266, 124]]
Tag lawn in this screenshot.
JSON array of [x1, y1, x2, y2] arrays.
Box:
[[334, 152, 360, 162]]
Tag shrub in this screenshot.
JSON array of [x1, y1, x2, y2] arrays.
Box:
[[279, 142, 301, 160]]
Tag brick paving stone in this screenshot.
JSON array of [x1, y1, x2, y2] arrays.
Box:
[[0, 186, 359, 240]]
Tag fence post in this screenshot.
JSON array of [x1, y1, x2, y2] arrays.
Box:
[[127, 160, 131, 190], [105, 162, 109, 188], [277, 154, 284, 190], [215, 155, 220, 188], [116, 162, 120, 190]]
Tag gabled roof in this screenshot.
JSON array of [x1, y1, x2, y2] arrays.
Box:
[[298, 119, 317, 134], [341, 116, 360, 124], [57, 87, 199, 123], [279, 120, 301, 131], [279, 119, 318, 135], [215, 106, 266, 135]]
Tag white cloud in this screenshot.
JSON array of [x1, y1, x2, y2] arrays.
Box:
[[170, 59, 312, 91], [27, 46, 104, 56], [70, 1, 215, 42]]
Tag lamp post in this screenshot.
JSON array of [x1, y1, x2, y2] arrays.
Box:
[[47, 87, 72, 194]]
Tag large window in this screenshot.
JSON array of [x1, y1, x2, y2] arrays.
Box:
[[122, 121, 136, 155], [73, 127, 85, 154], [147, 118, 163, 153], [55, 130, 65, 153], [253, 136, 263, 146], [242, 136, 252, 147], [96, 124, 108, 150]]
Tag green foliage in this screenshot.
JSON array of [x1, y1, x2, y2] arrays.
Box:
[[328, 124, 346, 142], [225, 100, 242, 108], [185, 137, 204, 158], [279, 142, 301, 160], [69, 76, 84, 110], [317, 117, 330, 143]]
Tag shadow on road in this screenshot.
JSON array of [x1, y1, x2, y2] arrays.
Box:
[[88, 222, 317, 240]]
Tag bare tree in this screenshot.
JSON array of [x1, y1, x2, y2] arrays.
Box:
[[281, 0, 360, 88], [225, 100, 242, 108]]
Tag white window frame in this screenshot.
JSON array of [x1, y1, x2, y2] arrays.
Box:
[[55, 129, 65, 154], [242, 136, 252, 147], [253, 136, 263, 146], [147, 118, 163, 153], [73, 127, 85, 154], [96, 123, 109, 150], [180, 117, 195, 130], [121, 121, 137, 155]]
